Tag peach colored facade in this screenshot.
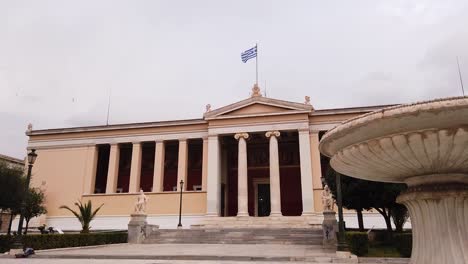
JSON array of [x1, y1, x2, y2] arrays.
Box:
[[26, 87, 390, 230]]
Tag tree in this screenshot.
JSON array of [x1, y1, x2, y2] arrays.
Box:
[[324, 167, 372, 231], [22, 187, 47, 234], [391, 204, 409, 232], [324, 165, 406, 232], [0, 161, 25, 234], [365, 181, 405, 232], [60, 200, 103, 233]]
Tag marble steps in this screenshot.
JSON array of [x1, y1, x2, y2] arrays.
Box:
[[193, 216, 323, 229], [144, 228, 323, 245]]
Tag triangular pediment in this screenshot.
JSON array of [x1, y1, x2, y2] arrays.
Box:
[[204, 96, 313, 120], [224, 103, 292, 116]]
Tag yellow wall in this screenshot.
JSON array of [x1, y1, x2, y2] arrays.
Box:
[[31, 147, 207, 217], [30, 147, 90, 216], [82, 192, 206, 215]]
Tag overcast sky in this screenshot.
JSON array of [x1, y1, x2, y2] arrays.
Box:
[[1, 0, 468, 159]]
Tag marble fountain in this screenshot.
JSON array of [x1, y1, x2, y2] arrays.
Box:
[[319, 97, 468, 264]]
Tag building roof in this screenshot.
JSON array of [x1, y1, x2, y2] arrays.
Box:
[[26, 93, 397, 136], [0, 153, 25, 166]]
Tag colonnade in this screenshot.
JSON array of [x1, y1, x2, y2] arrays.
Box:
[[86, 138, 208, 194], [85, 129, 321, 217], [206, 129, 317, 217]]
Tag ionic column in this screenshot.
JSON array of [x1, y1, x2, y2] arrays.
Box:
[[152, 140, 165, 192], [105, 143, 120, 194], [298, 129, 315, 215], [266, 131, 282, 216], [83, 145, 98, 194], [309, 132, 323, 211], [177, 139, 188, 191], [129, 142, 142, 193], [201, 137, 208, 191], [206, 135, 221, 216], [235, 133, 249, 217]]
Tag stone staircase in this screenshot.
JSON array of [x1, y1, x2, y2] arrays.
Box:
[[144, 228, 323, 245], [192, 215, 323, 229]]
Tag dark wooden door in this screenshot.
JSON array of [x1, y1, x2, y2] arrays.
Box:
[[257, 184, 271, 217]]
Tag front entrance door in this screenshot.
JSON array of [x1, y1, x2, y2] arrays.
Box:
[[257, 184, 271, 217]]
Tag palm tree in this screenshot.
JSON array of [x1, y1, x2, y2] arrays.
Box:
[[60, 200, 103, 233]]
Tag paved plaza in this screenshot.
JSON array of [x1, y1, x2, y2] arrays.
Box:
[[1, 243, 409, 264]]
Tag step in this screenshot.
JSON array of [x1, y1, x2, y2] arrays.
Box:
[[31, 243, 409, 263], [144, 228, 323, 245], [194, 215, 324, 229]]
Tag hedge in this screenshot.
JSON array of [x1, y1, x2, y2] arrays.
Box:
[[0, 232, 127, 253], [394, 233, 412, 257], [345, 231, 369, 256]]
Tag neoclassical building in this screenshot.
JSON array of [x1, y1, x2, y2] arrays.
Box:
[[26, 86, 389, 230]]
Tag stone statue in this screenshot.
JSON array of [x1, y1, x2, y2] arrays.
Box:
[[134, 189, 148, 214], [322, 184, 334, 211], [304, 96, 311, 105], [26, 123, 33, 133], [251, 84, 262, 97], [205, 104, 211, 112]]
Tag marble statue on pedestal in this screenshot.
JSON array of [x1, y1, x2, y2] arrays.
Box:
[[322, 184, 334, 211], [321, 184, 337, 249], [134, 189, 148, 214]]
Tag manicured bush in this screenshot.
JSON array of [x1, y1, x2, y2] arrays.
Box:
[[0, 235, 13, 253], [0, 231, 127, 253], [346, 231, 369, 256], [394, 233, 412, 257]]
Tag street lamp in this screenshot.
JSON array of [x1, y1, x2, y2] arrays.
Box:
[[11, 149, 37, 253], [336, 172, 349, 251], [177, 180, 184, 228]]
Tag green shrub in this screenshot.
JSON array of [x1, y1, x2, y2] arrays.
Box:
[[346, 231, 369, 256], [0, 232, 127, 253], [0, 235, 13, 253], [394, 233, 412, 257]]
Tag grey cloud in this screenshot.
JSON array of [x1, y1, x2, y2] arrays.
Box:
[[1, 0, 468, 156]]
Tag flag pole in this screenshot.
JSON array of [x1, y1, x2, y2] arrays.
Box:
[[106, 87, 112, 126], [256, 43, 259, 85], [457, 56, 465, 96]]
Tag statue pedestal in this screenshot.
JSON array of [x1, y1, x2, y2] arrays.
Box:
[[128, 213, 147, 244], [322, 211, 338, 249]]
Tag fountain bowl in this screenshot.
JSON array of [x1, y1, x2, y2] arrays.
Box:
[[319, 96, 468, 264]]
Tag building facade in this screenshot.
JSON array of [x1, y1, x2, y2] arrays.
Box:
[[25, 86, 390, 230]]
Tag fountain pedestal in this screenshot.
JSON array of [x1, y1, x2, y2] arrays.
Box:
[[319, 97, 468, 264], [397, 175, 468, 264]]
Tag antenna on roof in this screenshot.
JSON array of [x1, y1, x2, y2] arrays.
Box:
[[457, 56, 465, 96], [106, 87, 112, 126]]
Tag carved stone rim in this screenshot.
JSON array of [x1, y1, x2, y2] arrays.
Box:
[[397, 183, 468, 203], [320, 96, 468, 157], [404, 174, 468, 187]]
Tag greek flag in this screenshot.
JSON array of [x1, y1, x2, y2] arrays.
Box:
[[241, 46, 257, 63]]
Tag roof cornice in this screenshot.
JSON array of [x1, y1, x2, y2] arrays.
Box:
[[28, 118, 207, 136], [311, 104, 396, 116], [0, 154, 25, 165]]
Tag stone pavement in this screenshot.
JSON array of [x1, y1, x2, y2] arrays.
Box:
[[0, 260, 320, 264], [1, 243, 409, 263]]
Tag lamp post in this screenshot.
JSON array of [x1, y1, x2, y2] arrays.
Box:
[[336, 172, 348, 251], [177, 180, 184, 228], [11, 149, 37, 252]]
